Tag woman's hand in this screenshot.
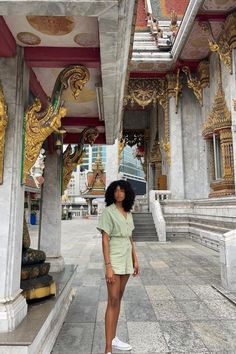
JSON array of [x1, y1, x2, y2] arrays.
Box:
[[106, 266, 115, 284], [133, 259, 140, 277]]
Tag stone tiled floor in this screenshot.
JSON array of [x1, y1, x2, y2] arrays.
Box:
[[44, 217, 236, 354]]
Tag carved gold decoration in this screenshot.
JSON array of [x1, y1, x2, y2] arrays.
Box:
[[23, 64, 90, 183], [182, 66, 203, 105], [197, 60, 210, 88], [124, 79, 170, 164], [63, 127, 99, 193], [118, 138, 125, 163], [170, 10, 178, 33], [209, 36, 232, 74], [0, 82, 8, 185], [23, 101, 67, 182], [208, 12, 236, 74], [58, 65, 90, 100], [203, 81, 234, 197], [166, 69, 182, 113], [161, 140, 171, 166], [202, 81, 231, 138], [124, 79, 166, 109]]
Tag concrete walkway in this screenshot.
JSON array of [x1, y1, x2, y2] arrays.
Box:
[[48, 217, 236, 354]]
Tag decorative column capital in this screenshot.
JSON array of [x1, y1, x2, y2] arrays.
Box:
[[197, 60, 210, 88], [166, 69, 182, 113]]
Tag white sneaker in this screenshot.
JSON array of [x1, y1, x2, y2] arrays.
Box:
[[112, 336, 132, 351]]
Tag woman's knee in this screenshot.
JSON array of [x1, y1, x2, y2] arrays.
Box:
[[108, 295, 120, 308]]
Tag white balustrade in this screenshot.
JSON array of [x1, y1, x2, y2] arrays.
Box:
[[149, 190, 168, 242]]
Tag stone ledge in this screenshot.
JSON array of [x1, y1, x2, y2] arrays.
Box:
[[0, 264, 77, 354]]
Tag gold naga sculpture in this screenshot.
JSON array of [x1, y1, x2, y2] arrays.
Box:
[[62, 127, 99, 193], [182, 66, 203, 106], [23, 64, 90, 183], [0, 82, 8, 184]]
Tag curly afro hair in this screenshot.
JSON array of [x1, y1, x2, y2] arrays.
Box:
[[105, 179, 135, 212]]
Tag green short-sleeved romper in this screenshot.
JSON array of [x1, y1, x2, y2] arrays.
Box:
[[97, 203, 135, 275]]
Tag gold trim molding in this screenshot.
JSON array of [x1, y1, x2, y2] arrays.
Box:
[[0, 82, 8, 185]]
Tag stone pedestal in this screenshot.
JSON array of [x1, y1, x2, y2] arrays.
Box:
[[40, 152, 65, 272], [220, 230, 236, 291], [169, 97, 185, 199], [0, 49, 28, 332], [106, 139, 119, 188]]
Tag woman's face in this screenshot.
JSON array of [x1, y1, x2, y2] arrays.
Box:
[[114, 185, 125, 202]]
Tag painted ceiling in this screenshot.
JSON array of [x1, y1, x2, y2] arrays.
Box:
[[201, 0, 236, 12], [33, 67, 100, 117], [3, 16, 99, 47], [150, 0, 190, 21]]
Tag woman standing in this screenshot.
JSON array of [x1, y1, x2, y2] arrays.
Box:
[[97, 180, 140, 354]]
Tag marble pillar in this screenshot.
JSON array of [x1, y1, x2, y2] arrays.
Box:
[[169, 97, 185, 199], [106, 139, 119, 188], [230, 49, 236, 192], [0, 48, 28, 332], [40, 152, 65, 272]]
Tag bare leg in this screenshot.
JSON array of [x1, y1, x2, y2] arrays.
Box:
[[105, 275, 121, 353], [113, 274, 130, 338]]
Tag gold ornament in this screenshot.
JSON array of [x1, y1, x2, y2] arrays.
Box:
[[197, 60, 210, 88], [23, 100, 67, 182], [182, 66, 203, 106], [166, 69, 182, 113], [0, 82, 8, 185], [124, 78, 170, 164], [203, 81, 234, 197], [62, 127, 99, 193], [23, 64, 90, 183], [209, 37, 232, 74]]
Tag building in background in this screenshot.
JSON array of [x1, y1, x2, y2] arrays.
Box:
[[119, 145, 146, 195]]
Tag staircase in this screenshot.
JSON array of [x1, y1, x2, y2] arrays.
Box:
[[132, 212, 158, 241]]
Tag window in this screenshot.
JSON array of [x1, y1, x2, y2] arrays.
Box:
[[213, 133, 222, 180]]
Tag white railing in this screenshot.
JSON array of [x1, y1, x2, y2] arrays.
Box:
[[149, 190, 169, 242], [154, 190, 172, 201]]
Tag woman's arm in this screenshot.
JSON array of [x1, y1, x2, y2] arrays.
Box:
[[102, 231, 115, 283], [130, 236, 140, 276]]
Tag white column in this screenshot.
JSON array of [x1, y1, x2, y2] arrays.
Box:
[[169, 97, 185, 199], [0, 48, 28, 332], [230, 49, 236, 192], [40, 152, 65, 272], [106, 139, 119, 188]]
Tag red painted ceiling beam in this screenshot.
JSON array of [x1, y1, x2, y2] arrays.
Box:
[[196, 13, 226, 21], [63, 117, 104, 127], [63, 132, 106, 145], [24, 47, 100, 68], [29, 68, 49, 108], [0, 16, 16, 57]]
